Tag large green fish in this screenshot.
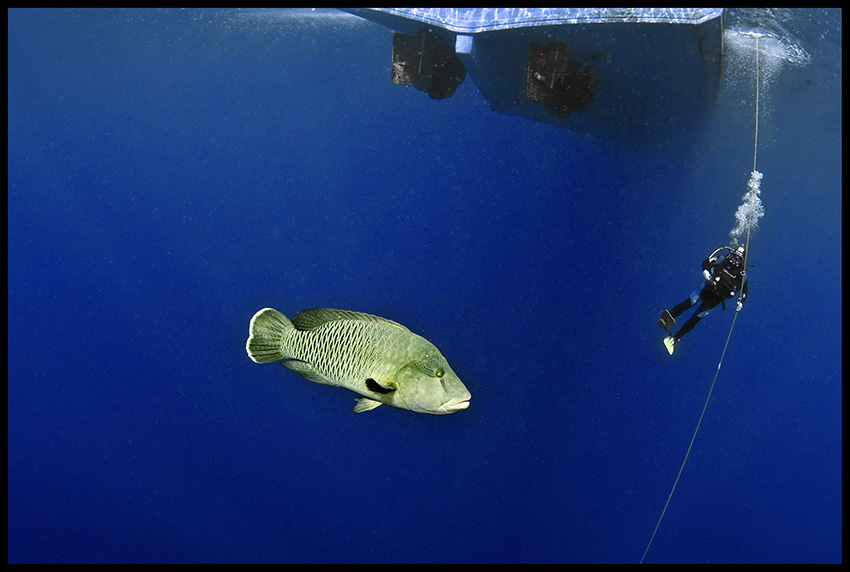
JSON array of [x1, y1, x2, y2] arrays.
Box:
[[246, 307, 471, 414]]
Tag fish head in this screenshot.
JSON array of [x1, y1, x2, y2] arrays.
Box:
[[392, 348, 471, 415]]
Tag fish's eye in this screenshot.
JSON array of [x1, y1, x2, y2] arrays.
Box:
[[435, 368, 445, 378]]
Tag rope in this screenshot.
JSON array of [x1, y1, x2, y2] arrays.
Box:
[[640, 311, 739, 563], [742, 36, 759, 274], [640, 35, 760, 564], [753, 36, 760, 173]]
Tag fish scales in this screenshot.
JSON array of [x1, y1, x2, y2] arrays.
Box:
[[291, 320, 383, 385]]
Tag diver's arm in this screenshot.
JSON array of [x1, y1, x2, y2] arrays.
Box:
[[702, 258, 713, 282]]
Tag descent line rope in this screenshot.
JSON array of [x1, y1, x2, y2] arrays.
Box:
[[640, 35, 760, 564]]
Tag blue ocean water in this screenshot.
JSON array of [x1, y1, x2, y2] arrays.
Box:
[[7, 8, 841, 563]]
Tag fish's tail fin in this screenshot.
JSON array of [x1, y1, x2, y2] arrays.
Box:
[[246, 308, 293, 363]]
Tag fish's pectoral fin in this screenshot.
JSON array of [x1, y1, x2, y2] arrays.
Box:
[[366, 378, 396, 394], [281, 359, 335, 386], [353, 397, 383, 413]]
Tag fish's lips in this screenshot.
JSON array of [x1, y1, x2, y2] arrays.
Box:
[[440, 396, 470, 413]]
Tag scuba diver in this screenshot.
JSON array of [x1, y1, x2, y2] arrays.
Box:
[[658, 245, 749, 355]]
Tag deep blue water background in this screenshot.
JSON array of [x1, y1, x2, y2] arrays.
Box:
[[8, 9, 841, 563]]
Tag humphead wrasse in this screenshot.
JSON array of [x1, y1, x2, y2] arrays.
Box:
[[246, 307, 470, 414]]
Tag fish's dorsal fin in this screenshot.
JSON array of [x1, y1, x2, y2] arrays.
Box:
[[291, 308, 409, 332]]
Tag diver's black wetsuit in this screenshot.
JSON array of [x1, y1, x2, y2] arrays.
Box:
[[670, 254, 749, 342]]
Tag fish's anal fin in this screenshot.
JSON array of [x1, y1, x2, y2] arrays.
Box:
[[281, 359, 335, 386], [353, 397, 383, 413]]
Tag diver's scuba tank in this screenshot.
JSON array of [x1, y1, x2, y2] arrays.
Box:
[[703, 246, 746, 298]]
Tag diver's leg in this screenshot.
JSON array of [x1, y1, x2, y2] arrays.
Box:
[[670, 289, 702, 319], [672, 312, 702, 341], [673, 296, 721, 341]]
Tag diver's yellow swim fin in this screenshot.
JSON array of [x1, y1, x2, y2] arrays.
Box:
[[663, 336, 676, 356]]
